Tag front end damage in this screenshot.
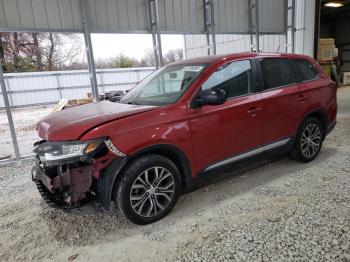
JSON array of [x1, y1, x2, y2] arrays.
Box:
[[31, 139, 126, 210]]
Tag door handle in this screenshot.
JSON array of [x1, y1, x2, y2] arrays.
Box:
[[297, 94, 306, 102], [247, 106, 262, 115]]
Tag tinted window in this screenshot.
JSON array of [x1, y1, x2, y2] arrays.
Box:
[[292, 59, 319, 81], [260, 58, 296, 89], [202, 60, 253, 99]]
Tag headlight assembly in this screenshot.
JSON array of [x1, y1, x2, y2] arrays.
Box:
[[33, 139, 104, 163]]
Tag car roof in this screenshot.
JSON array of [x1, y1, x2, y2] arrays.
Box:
[[171, 52, 313, 66]]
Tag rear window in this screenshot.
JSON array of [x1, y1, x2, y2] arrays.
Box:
[[260, 58, 297, 89], [291, 59, 319, 81]]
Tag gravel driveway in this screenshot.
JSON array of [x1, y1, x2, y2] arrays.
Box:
[[0, 117, 349, 262]]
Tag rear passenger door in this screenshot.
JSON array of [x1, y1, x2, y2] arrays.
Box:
[[257, 58, 308, 145]]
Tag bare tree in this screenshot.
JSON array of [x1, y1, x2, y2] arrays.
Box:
[[47, 33, 55, 71], [55, 34, 83, 69], [9, 33, 21, 71], [0, 33, 5, 70], [163, 48, 184, 64], [140, 48, 156, 67], [32, 33, 43, 71], [0, 32, 84, 72]]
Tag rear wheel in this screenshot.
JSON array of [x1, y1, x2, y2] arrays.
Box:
[[116, 154, 181, 225], [290, 117, 324, 162]]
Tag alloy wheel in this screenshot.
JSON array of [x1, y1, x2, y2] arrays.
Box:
[[130, 166, 175, 217], [300, 123, 322, 158]]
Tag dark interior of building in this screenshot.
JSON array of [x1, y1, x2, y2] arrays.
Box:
[[320, 0, 350, 73]]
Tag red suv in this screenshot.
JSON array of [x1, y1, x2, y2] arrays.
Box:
[[32, 53, 337, 224]]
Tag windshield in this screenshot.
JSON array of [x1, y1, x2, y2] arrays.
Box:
[[120, 64, 206, 106]]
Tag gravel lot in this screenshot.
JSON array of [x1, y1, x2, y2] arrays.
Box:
[[0, 115, 349, 261], [0, 106, 53, 159], [0, 87, 349, 261]]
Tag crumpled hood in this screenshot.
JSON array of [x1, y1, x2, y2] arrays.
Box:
[[37, 101, 157, 141]]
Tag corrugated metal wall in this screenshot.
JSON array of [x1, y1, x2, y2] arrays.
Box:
[[158, 0, 205, 33], [185, 34, 287, 57], [258, 0, 287, 33], [86, 0, 149, 33], [185, 0, 315, 58], [0, 0, 82, 31], [0, 0, 287, 34], [214, 0, 250, 33], [294, 0, 315, 57], [0, 67, 154, 108]]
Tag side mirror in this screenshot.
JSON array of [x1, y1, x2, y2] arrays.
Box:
[[192, 88, 226, 108]]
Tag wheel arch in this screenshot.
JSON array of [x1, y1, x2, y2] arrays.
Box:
[[97, 144, 193, 211], [126, 144, 193, 191], [301, 109, 328, 136]]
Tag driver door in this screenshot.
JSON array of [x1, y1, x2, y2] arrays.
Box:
[[188, 59, 263, 173]]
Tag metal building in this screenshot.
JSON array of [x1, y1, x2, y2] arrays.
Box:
[[185, 0, 315, 58], [2, 0, 348, 163]]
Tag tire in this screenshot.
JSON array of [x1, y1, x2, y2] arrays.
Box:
[[116, 154, 181, 225], [290, 117, 324, 162]]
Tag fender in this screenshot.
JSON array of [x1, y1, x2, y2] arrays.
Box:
[[97, 144, 193, 210], [130, 144, 193, 190], [298, 108, 328, 135], [97, 156, 128, 211]]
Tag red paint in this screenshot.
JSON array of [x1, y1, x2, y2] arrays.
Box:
[[37, 53, 337, 178], [37, 101, 157, 140]]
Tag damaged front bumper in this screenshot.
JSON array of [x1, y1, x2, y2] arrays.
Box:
[[31, 163, 93, 208], [31, 139, 127, 210]]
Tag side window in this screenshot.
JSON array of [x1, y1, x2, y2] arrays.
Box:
[[260, 58, 297, 89], [202, 60, 253, 99], [292, 59, 319, 81]]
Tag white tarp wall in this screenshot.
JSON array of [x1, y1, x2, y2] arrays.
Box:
[[185, 0, 316, 58]]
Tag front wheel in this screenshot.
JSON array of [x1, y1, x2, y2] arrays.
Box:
[[116, 154, 181, 225], [290, 117, 324, 162]]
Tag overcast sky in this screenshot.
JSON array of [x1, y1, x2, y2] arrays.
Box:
[[90, 34, 184, 60]]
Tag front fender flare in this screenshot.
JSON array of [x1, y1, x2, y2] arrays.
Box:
[[96, 157, 128, 211]]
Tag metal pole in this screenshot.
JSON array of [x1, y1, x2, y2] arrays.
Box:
[[0, 64, 20, 159], [206, 33, 211, 55], [99, 71, 106, 94], [154, 0, 163, 66], [204, 0, 216, 55], [284, 0, 289, 53], [55, 73, 63, 99], [255, 0, 260, 52], [182, 35, 187, 59], [149, 0, 163, 68], [156, 33, 163, 67], [291, 0, 296, 53], [248, 0, 254, 52], [152, 33, 160, 68], [5, 78, 14, 110], [210, 0, 216, 55], [80, 0, 99, 102], [204, 0, 210, 55]]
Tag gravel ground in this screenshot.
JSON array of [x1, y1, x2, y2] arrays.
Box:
[[0, 116, 349, 262], [0, 105, 53, 159]]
